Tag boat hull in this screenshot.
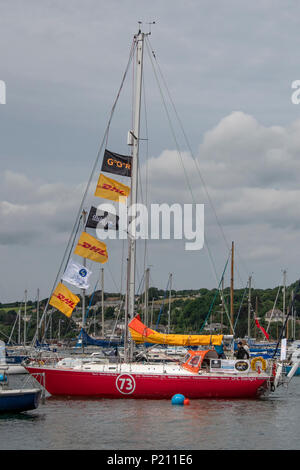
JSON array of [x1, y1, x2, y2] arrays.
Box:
[[0, 389, 42, 412], [26, 366, 270, 399]]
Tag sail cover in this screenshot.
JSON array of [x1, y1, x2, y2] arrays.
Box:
[[79, 329, 123, 347], [128, 315, 223, 346]]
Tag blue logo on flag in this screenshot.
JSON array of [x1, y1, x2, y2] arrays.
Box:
[[79, 268, 87, 278]]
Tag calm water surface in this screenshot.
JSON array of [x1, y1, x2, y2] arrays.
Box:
[[1, 377, 300, 450]]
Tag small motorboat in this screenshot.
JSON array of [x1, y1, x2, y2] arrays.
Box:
[[0, 368, 42, 413]]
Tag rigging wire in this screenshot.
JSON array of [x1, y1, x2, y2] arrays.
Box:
[[199, 254, 234, 333], [5, 292, 26, 345], [266, 284, 282, 334], [144, 36, 220, 287], [41, 214, 83, 343], [233, 280, 249, 331], [145, 37, 238, 335], [146, 36, 249, 290], [32, 38, 137, 347], [155, 275, 172, 329]]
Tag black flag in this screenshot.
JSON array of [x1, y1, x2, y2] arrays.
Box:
[[101, 149, 132, 177], [85, 206, 119, 231]]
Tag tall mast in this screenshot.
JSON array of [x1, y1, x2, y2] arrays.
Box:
[[282, 269, 286, 330], [144, 267, 150, 326], [81, 210, 86, 350], [81, 210, 87, 344], [290, 289, 294, 340], [220, 276, 224, 335], [128, 29, 144, 359], [247, 275, 252, 339], [255, 296, 258, 340], [230, 241, 234, 335], [24, 289, 27, 347]]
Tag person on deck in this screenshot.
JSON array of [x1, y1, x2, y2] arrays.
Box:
[[214, 342, 226, 359], [234, 341, 250, 360], [242, 340, 250, 357]]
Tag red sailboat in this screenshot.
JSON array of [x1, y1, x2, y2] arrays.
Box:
[[26, 347, 274, 399], [26, 313, 278, 399], [26, 27, 282, 400]]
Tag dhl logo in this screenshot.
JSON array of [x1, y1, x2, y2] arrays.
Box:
[[107, 158, 131, 170], [55, 293, 76, 309], [79, 241, 107, 257], [100, 183, 127, 196]]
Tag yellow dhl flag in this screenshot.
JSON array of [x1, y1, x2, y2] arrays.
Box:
[[49, 282, 80, 318], [74, 231, 108, 264], [94, 173, 130, 202]]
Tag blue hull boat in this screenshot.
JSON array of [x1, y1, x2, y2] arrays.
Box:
[[0, 388, 42, 413]]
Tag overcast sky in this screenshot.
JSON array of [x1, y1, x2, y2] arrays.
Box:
[[1, 0, 300, 302]]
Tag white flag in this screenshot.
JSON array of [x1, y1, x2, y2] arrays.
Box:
[[62, 260, 92, 289]]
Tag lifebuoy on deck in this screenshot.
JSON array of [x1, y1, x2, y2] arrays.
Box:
[[251, 356, 267, 371]]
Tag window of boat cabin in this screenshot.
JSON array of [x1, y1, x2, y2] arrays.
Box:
[[200, 358, 210, 369], [189, 356, 200, 366], [183, 353, 191, 363]]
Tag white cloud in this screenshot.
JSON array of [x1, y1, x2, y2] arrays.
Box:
[[2, 111, 300, 263], [0, 170, 87, 246]]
